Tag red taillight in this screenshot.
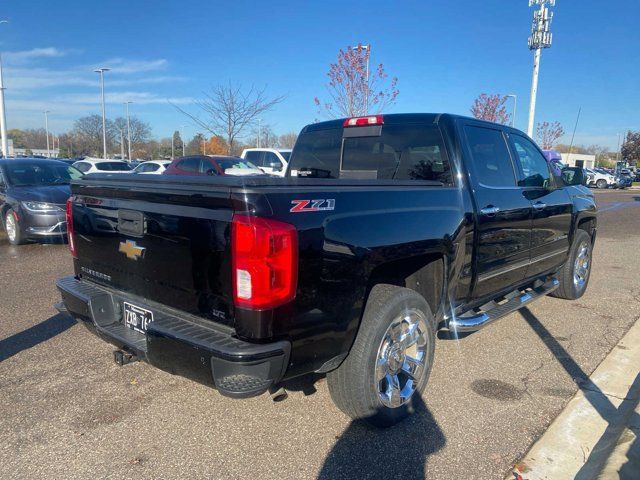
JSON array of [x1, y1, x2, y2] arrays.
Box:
[[231, 214, 298, 310], [66, 198, 77, 258], [343, 115, 384, 127]]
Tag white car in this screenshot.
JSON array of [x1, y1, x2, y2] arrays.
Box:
[[584, 168, 616, 189], [72, 158, 133, 175], [133, 160, 171, 175], [240, 148, 292, 177]]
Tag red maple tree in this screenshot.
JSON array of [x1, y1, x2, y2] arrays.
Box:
[[470, 93, 511, 125]]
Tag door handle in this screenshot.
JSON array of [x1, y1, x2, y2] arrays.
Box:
[[480, 206, 500, 217], [533, 202, 546, 211]]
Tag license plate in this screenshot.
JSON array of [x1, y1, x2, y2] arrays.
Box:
[[123, 302, 154, 333]]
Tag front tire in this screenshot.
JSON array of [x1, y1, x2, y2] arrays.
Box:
[[327, 284, 436, 427], [550, 229, 592, 300], [5, 209, 26, 245], [596, 179, 607, 189]]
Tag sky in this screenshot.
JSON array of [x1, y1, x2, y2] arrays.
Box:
[[1, 0, 638, 149]]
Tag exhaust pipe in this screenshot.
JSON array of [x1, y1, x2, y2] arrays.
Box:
[[269, 385, 288, 402]]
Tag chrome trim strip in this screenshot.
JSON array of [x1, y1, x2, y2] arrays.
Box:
[[478, 248, 567, 283]]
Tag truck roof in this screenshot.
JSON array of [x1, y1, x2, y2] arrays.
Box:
[[303, 113, 503, 132]]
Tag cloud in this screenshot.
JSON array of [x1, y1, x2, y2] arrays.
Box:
[[98, 58, 168, 74], [4, 47, 77, 65], [58, 91, 194, 106]]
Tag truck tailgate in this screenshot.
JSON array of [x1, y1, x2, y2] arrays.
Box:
[[70, 178, 236, 326]]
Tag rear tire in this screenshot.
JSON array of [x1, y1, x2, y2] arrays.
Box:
[[550, 229, 592, 300], [5, 209, 26, 245], [327, 284, 436, 428]]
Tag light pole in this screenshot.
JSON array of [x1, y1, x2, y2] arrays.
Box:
[[257, 118, 262, 147], [181, 125, 186, 156], [0, 54, 7, 158], [124, 101, 132, 161], [352, 44, 370, 115], [616, 133, 621, 163], [94, 67, 110, 159], [118, 128, 125, 160], [0, 21, 9, 158], [44, 110, 50, 157], [526, 0, 555, 137], [506, 94, 517, 127], [171, 134, 175, 159]]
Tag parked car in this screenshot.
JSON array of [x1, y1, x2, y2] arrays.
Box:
[[163, 155, 264, 176], [241, 148, 292, 176], [133, 160, 171, 175], [0, 158, 82, 245], [616, 171, 634, 189], [57, 113, 596, 427], [72, 158, 132, 174], [584, 168, 616, 189]]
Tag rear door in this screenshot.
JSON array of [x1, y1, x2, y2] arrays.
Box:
[[462, 122, 533, 299], [508, 133, 572, 278]]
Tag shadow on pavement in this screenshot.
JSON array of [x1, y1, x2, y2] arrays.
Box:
[[519, 307, 640, 479], [317, 394, 445, 480], [0, 313, 76, 362]]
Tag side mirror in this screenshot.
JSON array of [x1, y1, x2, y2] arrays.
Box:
[[269, 162, 283, 172], [561, 167, 586, 186]]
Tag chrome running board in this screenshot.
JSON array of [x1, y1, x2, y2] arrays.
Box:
[[448, 278, 559, 333]]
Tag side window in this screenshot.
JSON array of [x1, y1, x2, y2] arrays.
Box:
[[464, 126, 516, 188], [147, 164, 159, 172], [202, 159, 218, 174], [244, 151, 264, 166], [262, 152, 282, 169], [510, 135, 552, 188], [177, 157, 201, 173], [74, 162, 90, 173]]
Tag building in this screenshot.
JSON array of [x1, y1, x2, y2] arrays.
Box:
[[560, 153, 596, 169], [12, 147, 60, 158]]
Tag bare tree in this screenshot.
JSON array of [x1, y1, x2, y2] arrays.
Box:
[[174, 83, 284, 155], [72, 115, 116, 157], [536, 121, 565, 149], [315, 44, 399, 119], [278, 132, 298, 149], [470, 93, 511, 124], [113, 116, 151, 156], [249, 123, 279, 148]]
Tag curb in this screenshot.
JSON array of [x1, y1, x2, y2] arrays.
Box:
[[507, 319, 640, 480]]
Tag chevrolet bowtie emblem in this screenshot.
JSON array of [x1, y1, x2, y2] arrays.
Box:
[[119, 240, 145, 260]]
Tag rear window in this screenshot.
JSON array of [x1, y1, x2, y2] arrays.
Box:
[[96, 162, 131, 171], [216, 158, 259, 170], [288, 124, 452, 183]]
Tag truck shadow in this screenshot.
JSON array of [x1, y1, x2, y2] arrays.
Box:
[[0, 313, 76, 362], [317, 394, 445, 480], [519, 307, 640, 479]]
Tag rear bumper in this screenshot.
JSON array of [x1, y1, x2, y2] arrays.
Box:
[[56, 276, 290, 398]]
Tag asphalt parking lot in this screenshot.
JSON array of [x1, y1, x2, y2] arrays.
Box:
[[1, 189, 639, 480]]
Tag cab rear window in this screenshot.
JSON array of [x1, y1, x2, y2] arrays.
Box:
[[288, 124, 452, 184]]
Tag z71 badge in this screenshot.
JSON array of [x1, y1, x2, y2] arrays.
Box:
[[290, 199, 335, 213]]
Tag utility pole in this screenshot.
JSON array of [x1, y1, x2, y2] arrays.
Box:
[[119, 129, 125, 160], [94, 68, 110, 159], [526, 0, 555, 137], [124, 101, 132, 161], [44, 110, 50, 157]]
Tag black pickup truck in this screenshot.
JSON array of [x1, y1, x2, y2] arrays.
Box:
[[57, 114, 596, 427]]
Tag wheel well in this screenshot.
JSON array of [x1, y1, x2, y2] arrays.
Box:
[[366, 254, 444, 314], [0, 203, 10, 228], [577, 217, 596, 239]]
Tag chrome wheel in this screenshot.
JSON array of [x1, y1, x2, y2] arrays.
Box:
[[5, 213, 16, 242], [375, 308, 429, 408], [573, 242, 590, 289]]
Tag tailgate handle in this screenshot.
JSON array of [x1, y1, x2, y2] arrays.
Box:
[[118, 210, 146, 237]]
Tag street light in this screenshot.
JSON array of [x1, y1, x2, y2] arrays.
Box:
[[94, 67, 110, 159], [526, 0, 555, 137], [506, 94, 517, 128], [0, 20, 10, 158], [124, 101, 132, 161], [352, 44, 370, 115], [44, 110, 50, 158]]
